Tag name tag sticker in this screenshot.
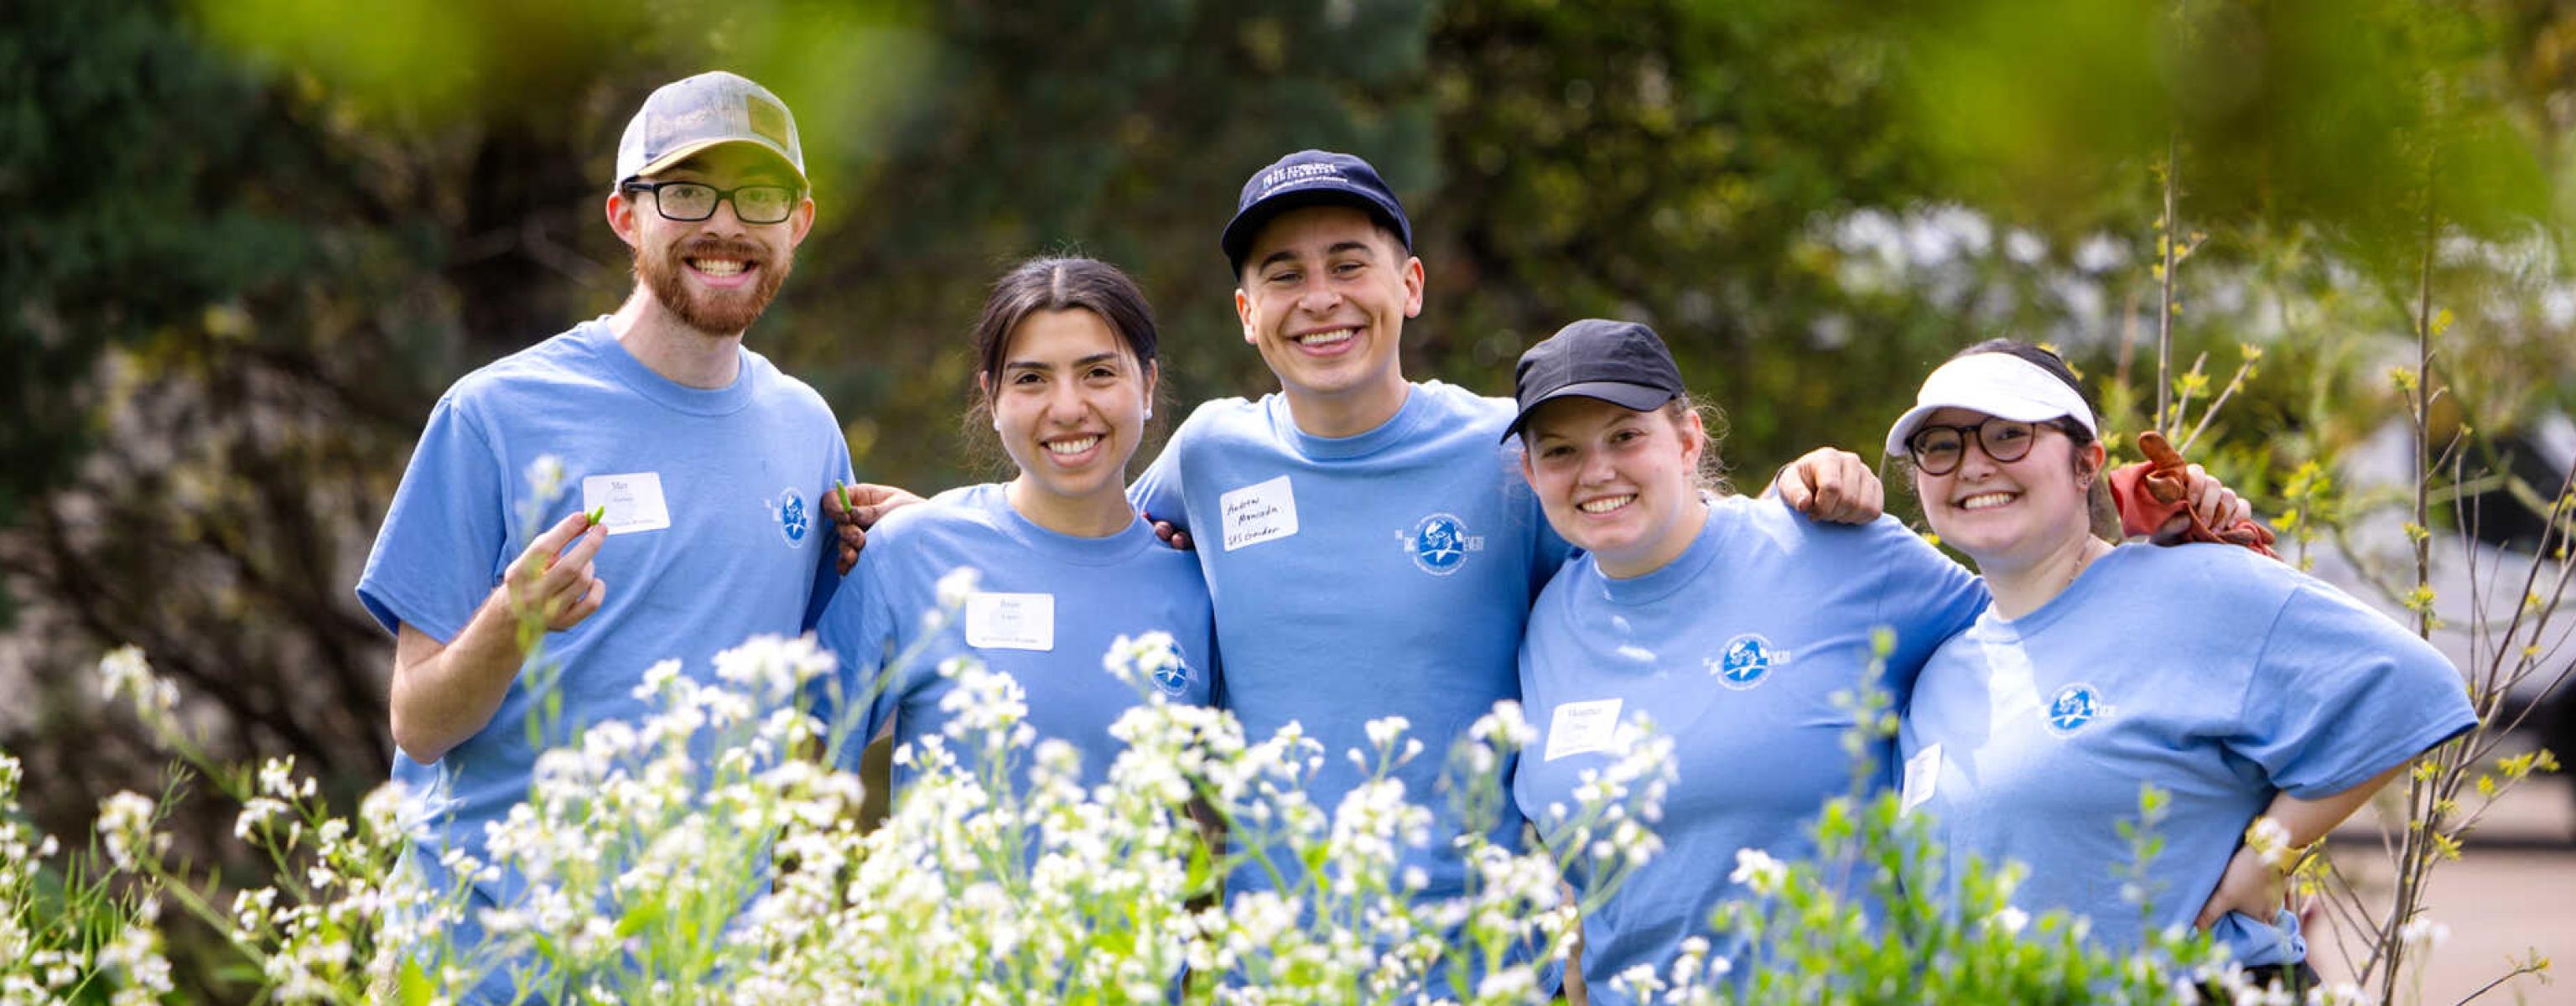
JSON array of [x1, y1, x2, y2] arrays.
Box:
[[581, 473, 672, 535], [1545, 698, 1624, 762], [1220, 475, 1300, 552], [1902, 743, 1942, 814], [966, 593, 1055, 651]]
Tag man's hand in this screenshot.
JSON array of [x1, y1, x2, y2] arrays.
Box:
[[824, 481, 926, 574], [1767, 448, 1884, 525], [2194, 843, 2291, 931], [2150, 463, 2253, 546], [504, 510, 608, 630]]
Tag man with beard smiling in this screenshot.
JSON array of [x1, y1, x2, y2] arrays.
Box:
[[356, 71, 858, 995]]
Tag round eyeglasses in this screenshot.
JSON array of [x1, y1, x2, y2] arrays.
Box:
[[1905, 417, 2044, 476], [622, 181, 801, 225]]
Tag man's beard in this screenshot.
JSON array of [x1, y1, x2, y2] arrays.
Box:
[[636, 236, 793, 336]]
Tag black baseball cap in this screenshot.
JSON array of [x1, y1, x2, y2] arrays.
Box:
[[1503, 319, 1687, 443], [1220, 149, 1414, 274]]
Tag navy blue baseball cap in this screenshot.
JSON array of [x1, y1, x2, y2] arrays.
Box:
[[1503, 319, 1687, 443], [1221, 150, 1414, 273]]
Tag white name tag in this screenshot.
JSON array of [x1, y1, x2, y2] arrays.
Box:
[[581, 472, 672, 535], [965, 593, 1054, 651], [1901, 743, 1942, 814], [1220, 475, 1300, 552], [1545, 698, 1624, 762]]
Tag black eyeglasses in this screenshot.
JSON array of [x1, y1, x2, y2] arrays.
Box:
[[1905, 417, 2047, 475], [622, 180, 802, 225]]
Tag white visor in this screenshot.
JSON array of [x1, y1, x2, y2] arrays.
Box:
[[1883, 352, 2099, 459]]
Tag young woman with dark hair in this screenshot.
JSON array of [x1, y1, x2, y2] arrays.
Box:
[[815, 257, 1214, 790]]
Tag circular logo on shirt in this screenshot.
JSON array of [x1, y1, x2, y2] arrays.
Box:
[[776, 488, 809, 545], [1405, 513, 1486, 576], [1153, 656, 1192, 697], [1709, 633, 1794, 690], [2045, 682, 2108, 735]]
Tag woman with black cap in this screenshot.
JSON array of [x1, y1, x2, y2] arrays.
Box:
[[1505, 319, 1982, 998]]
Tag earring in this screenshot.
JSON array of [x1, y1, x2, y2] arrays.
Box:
[[1143, 404, 1154, 421]]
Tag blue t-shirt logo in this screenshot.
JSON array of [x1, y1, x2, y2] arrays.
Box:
[[1710, 633, 1792, 690], [1154, 656, 1192, 697], [1405, 512, 1485, 576], [2045, 682, 2106, 734], [776, 489, 809, 545]]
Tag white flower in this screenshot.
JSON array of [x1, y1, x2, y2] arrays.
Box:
[[96, 646, 179, 728], [935, 567, 981, 609], [1987, 905, 2031, 936], [234, 797, 290, 840], [1728, 848, 1787, 895], [96, 791, 164, 871], [1363, 716, 1410, 753], [2245, 817, 2298, 872], [2398, 916, 2451, 951], [527, 454, 567, 501]]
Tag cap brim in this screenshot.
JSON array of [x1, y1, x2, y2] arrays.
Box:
[[1501, 381, 1680, 443], [628, 137, 808, 187], [1222, 188, 1405, 271]]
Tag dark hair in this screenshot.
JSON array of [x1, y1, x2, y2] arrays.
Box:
[[962, 257, 1166, 469], [971, 257, 1160, 386], [1938, 339, 2121, 540]]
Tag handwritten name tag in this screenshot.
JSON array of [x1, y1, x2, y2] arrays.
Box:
[[1220, 476, 1299, 552]]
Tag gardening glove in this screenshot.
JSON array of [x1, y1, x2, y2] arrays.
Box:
[[2109, 430, 2278, 558]]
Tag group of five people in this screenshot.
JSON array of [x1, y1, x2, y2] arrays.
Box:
[[357, 70, 2475, 1000]]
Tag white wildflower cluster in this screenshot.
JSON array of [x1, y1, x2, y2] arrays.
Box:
[[96, 645, 179, 734], [34, 626, 2459, 1004], [2, 752, 89, 1005], [95, 791, 165, 872]]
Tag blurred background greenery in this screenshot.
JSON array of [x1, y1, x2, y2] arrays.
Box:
[[3, 0, 2573, 997]]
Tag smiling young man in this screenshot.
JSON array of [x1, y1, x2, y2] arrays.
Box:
[[1128, 153, 1882, 969], [356, 71, 853, 996]]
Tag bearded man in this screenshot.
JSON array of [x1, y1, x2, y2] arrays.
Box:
[[355, 71, 859, 995]]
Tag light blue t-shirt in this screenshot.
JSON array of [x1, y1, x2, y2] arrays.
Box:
[[1130, 382, 1569, 900], [814, 482, 1216, 790], [355, 317, 849, 973], [1898, 543, 2477, 967], [1515, 495, 1986, 999]]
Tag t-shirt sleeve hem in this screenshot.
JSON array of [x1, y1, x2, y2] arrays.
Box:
[[2279, 713, 2477, 800], [356, 579, 470, 644]]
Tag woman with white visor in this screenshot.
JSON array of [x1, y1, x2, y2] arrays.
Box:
[[1889, 340, 2477, 988], [1505, 322, 2245, 1000]]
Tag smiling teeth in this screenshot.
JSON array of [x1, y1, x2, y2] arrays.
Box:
[[1045, 436, 1100, 456], [1296, 328, 1357, 346], [1961, 492, 2015, 511], [1579, 495, 1634, 515], [691, 259, 747, 276]]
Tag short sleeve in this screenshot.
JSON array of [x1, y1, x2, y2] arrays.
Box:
[[2234, 584, 2479, 798], [1867, 517, 1989, 701], [813, 545, 903, 773], [356, 395, 511, 642], [1128, 427, 1190, 536]]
